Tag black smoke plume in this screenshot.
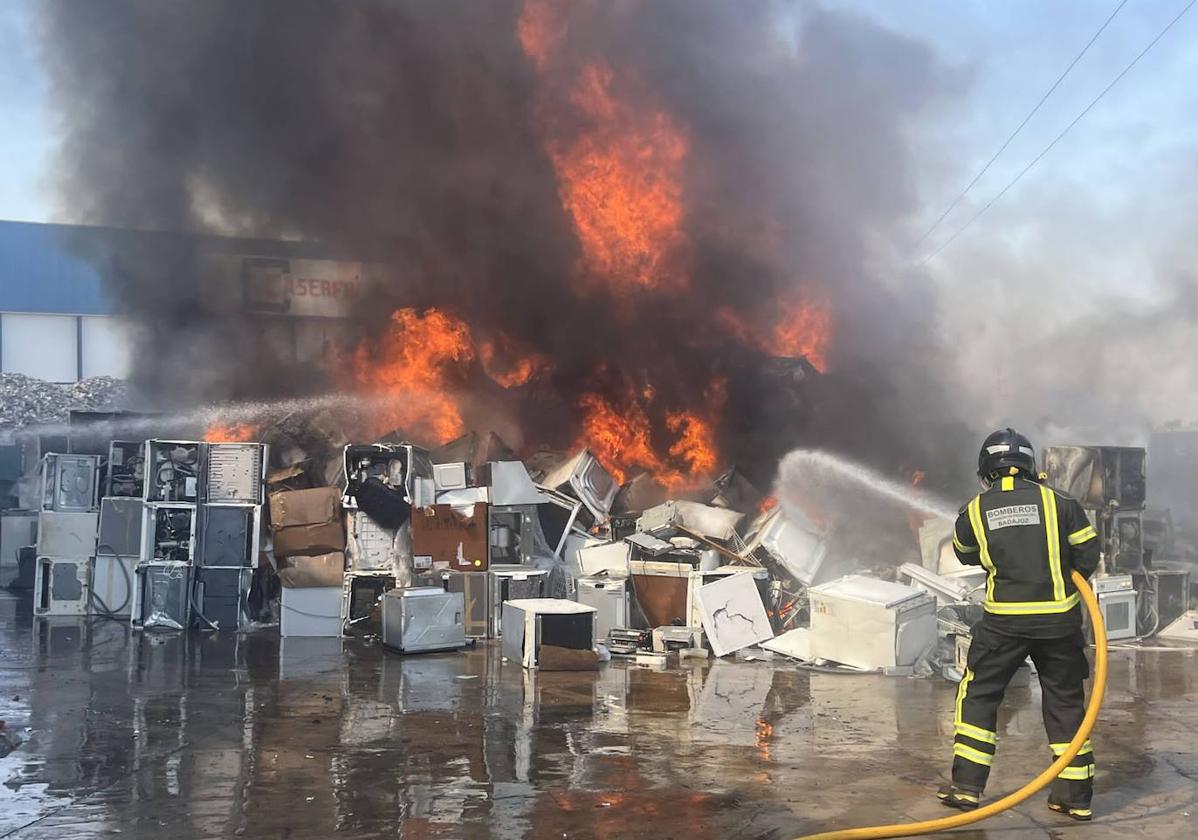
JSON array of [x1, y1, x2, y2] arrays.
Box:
[[39, 0, 975, 494]]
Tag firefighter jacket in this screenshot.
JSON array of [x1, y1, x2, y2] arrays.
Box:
[[953, 473, 1100, 635]]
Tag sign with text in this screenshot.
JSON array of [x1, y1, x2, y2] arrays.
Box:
[[239, 256, 365, 318]]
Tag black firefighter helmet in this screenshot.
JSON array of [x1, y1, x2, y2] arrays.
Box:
[[977, 428, 1036, 480]]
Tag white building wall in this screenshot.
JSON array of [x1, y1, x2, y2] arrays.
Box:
[[1, 312, 136, 382], [80, 316, 135, 379], [0, 312, 77, 382]]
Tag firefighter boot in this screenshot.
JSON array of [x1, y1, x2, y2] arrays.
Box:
[[937, 784, 981, 811], [1047, 795, 1093, 822]]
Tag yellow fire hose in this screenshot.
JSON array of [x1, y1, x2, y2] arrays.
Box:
[[796, 570, 1107, 840]]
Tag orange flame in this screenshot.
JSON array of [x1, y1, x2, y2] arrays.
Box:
[[759, 495, 778, 514], [717, 293, 833, 372], [519, 0, 690, 296], [349, 308, 475, 443], [516, 0, 567, 72], [478, 336, 550, 389], [550, 62, 689, 293], [576, 391, 659, 486], [575, 378, 722, 490], [770, 298, 833, 371], [203, 423, 257, 443]]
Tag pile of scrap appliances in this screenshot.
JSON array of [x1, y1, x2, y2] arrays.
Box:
[[3, 420, 1196, 672]]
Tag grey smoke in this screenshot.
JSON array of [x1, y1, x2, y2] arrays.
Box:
[[38, 0, 976, 493]]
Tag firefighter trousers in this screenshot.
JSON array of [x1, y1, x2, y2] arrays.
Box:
[[951, 621, 1094, 807]]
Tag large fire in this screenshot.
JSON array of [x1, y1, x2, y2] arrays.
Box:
[[548, 61, 689, 293], [349, 308, 475, 443], [716, 294, 833, 373], [520, 1, 689, 295], [478, 336, 550, 389], [574, 379, 721, 491], [339, 4, 837, 491]]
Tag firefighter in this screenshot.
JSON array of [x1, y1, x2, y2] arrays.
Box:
[[938, 428, 1100, 821]]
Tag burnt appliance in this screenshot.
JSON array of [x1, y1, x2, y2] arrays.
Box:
[[36, 510, 98, 559], [95, 497, 141, 617], [345, 509, 395, 572], [488, 505, 535, 566], [196, 504, 259, 568], [1102, 511, 1145, 572], [132, 562, 192, 631], [0, 509, 37, 588], [193, 567, 252, 630], [34, 556, 90, 616], [540, 449, 618, 528], [1139, 569, 1190, 634], [576, 576, 630, 644], [341, 572, 396, 634], [488, 565, 549, 636], [536, 488, 584, 560], [98, 497, 143, 557], [41, 453, 100, 512], [411, 503, 489, 573], [500, 599, 597, 669], [141, 503, 196, 565], [381, 587, 466, 654], [105, 441, 146, 498], [341, 442, 433, 513], [1043, 446, 1147, 510], [92, 549, 137, 618], [1092, 574, 1137, 641], [442, 571, 490, 638], [204, 442, 267, 504], [144, 440, 203, 503]]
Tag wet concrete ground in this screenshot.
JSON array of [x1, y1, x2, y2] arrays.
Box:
[[0, 592, 1195, 840]]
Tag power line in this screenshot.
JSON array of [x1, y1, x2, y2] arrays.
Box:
[[920, 0, 1197, 267], [915, 0, 1130, 251]]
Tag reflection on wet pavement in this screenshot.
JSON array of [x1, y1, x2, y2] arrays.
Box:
[[1, 591, 1195, 839]]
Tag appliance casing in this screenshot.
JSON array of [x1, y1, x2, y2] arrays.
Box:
[[204, 443, 267, 504], [576, 576, 629, 645], [501, 598, 597, 669], [34, 556, 90, 616], [488, 565, 549, 636], [808, 575, 937, 670], [381, 587, 466, 653], [1094, 574, 1137, 641]]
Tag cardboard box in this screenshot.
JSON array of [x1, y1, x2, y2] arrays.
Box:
[[277, 551, 346, 588], [411, 502, 488, 572], [269, 487, 345, 557]]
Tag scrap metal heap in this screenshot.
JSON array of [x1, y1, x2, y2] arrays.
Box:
[[5, 417, 1195, 675]]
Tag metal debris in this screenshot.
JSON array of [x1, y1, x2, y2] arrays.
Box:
[[0, 374, 130, 431]]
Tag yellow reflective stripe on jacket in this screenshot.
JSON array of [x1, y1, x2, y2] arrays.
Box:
[[953, 743, 994, 766], [984, 592, 1080, 615], [953, 535, 979, 554], [955, 722, 997, 745], [1068, 525, 1098, 546], [967, 497, 995, 602], [1057, 765, 1095, 780], [1000, 476, 1015, 491], [1040, 485, 1066, 601], [1051, 740, 1093, 757]]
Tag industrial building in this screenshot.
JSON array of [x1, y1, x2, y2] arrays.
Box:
[[0, 221, 135, 382]]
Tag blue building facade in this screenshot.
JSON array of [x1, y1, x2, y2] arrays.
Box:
[[0, 221, 132, 381]]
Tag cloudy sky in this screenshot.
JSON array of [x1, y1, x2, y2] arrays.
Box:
[[2, 0, 1196, 440]]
